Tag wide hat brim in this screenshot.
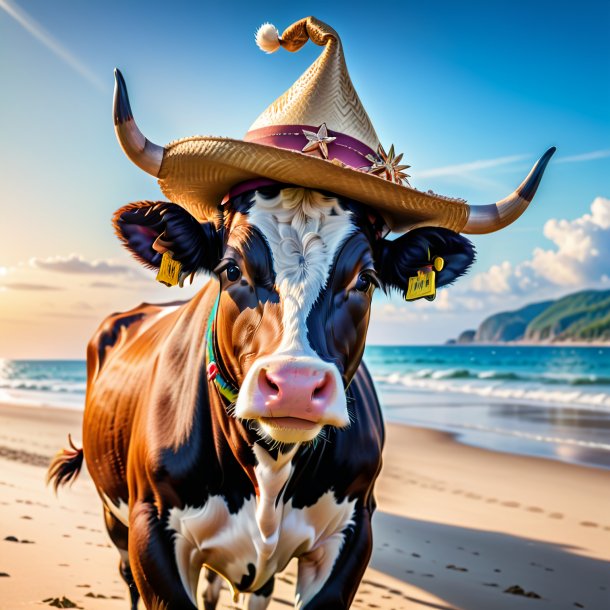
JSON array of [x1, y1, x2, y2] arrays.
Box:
[[158, 136, 469, 233]]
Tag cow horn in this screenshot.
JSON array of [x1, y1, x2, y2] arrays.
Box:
[[462, 147, 556, 234], [113, 68, 163, 177]]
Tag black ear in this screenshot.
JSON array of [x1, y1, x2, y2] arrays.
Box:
[[113, 201, 222, 273], [378, 227, 475, 292]]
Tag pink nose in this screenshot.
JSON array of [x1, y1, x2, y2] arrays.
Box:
[[257, 362, 337, 421]]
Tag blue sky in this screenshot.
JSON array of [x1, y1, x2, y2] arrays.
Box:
[[1, 0, 609, 357]]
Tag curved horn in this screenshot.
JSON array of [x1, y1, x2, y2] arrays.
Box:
[[113, 68, 163, 177], [463, 147, 556, 234]]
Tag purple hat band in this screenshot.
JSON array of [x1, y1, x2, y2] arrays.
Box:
[[223, 124, 377, 203]]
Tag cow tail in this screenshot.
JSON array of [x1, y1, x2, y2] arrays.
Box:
[[46, 434, 84, 492]]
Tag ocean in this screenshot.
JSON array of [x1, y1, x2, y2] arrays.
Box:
[[1, 346, 610, 469]]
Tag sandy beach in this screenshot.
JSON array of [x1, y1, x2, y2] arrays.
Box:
[[1, 401, 609, 610]]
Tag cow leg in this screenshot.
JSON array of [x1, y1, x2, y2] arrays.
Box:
[[103, 507, 140, 610], [296, 506, 373, 609], [202, 569, 223, 610], [128, 500, 198, 610], [247, 576, 274, 609]]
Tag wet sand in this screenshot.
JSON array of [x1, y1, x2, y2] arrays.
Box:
[[0, 402, 609, 609]]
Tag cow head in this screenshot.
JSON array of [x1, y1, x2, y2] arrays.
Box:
[[114, 188, 474, 444]]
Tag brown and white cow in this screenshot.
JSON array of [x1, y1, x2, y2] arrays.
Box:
[[48, 181, 486, 609]]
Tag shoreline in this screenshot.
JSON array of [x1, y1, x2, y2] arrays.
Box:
[[3, 383, 610, 471], [443, 341, 610, 347]]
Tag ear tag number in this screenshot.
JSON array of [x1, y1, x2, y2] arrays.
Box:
[[404, 256, 444, 302], [156, 252, 182, 287]]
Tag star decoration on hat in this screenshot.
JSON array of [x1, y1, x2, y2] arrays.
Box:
[[366, 144, 411, 186], [301, 123, 336, 159]]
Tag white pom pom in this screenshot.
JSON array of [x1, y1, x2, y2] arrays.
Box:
[[255, 23, 281, 54]]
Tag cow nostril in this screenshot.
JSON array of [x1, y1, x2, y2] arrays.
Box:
[[259, 368, 281, 397], [311, 372, 332, 401]]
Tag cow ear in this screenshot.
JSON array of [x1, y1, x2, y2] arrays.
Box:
[[113, 201, 222, 273], [378, 227, 475, 292]]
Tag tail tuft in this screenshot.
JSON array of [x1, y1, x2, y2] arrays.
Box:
[[46, 434, 84, 492]]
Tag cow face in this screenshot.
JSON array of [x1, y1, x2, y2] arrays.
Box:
[[114, 189, 475, 444]]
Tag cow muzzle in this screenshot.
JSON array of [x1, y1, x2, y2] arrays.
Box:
[[234, 354, 349, 443]]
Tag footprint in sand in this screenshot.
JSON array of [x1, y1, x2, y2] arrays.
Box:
[[548, 512, 564, 519], [580, 521, 599, 528], [446, 564, 468, 572], [501, 501, 520, 508], [526, 506, 544, 513]]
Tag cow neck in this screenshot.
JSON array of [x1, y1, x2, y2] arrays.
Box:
[[206, 295, 240, 404]]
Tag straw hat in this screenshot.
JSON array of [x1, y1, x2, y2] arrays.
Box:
[[113, 16, 554, 233]]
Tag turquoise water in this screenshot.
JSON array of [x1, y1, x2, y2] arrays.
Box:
[[2, 346, 610, 468], [365, 345, 610, 468], [364, 345, 610, 409]]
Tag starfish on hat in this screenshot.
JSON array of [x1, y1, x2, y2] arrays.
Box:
[[366, 144, 411, 186], [301, 123, 336, 159]]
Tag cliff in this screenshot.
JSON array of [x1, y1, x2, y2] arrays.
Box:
[[450, 289, 610, 344]]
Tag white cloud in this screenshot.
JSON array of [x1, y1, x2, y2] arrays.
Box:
[[2, 282, 64, 291], [31, 254, 143, 277], [555, 150, 610, 164], [471, 261, 513, 294], [417, 154, 528, 178], [470, 197, 610, 296]]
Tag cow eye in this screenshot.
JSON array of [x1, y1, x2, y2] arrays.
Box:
[[226, 265, 241, 282], [354, 271, 378, 295]]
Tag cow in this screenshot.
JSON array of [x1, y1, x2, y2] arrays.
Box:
[[48, 184, 480, 608], [47, 20, 554, 609]]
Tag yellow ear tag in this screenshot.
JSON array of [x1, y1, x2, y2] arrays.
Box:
[[405, 267, 436, 301], [156, 251, 182, 287]]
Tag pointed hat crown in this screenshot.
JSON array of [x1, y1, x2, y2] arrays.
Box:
[[248, 17, 380, 152]]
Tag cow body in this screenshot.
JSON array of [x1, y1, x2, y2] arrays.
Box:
[[48, 187, 478, 609]]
